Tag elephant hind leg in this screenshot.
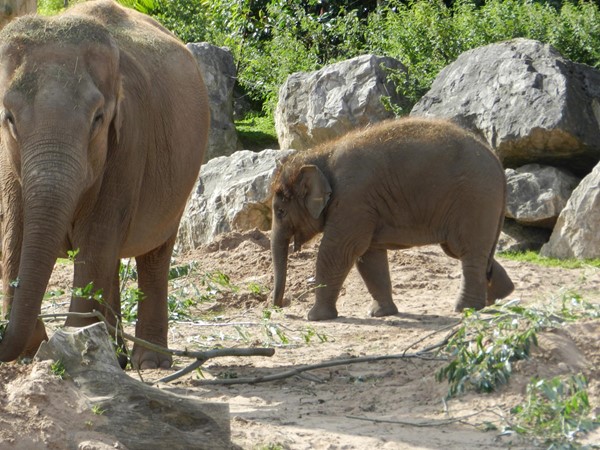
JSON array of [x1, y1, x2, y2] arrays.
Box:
[[454, 256, 488, 312], [356, 247, 398, 318], [486, 258, 514, 306]]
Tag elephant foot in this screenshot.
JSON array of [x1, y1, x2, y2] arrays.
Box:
[[368, 301, 399, 317], [23, 318, 49, 358], [307, 303, 338, 321], [131, 345, 173, 370], [454, 297, 486, 312]]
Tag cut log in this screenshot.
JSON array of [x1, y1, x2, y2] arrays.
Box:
[[35, 323, 232, 450]]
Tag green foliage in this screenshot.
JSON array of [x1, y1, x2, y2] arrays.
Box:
[[302, 326, 328, 344], [436, 294, 600, 398], [499, 250, 600, 269], [366, 0, 600, 107], [91, 404, 106, 415], [37, 0, 66, 15], [36, 0, 600, 119], [73, 282, 104, 303], [50, 360, 67, 379], [235, 114, 278, 151], [509, 374, 599, 448]]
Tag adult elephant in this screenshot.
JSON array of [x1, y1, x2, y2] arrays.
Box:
[[271, 117, 514, 320], [0, 0, 209, 368]]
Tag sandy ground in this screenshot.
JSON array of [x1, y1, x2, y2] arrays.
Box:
[[1, 229, 599, 449]]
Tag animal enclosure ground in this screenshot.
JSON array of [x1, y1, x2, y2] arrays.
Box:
[[1, 229, 599, 449]]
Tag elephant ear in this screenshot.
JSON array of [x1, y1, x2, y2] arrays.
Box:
[[299, 165, 332, 219]]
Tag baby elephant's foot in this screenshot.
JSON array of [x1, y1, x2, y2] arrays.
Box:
[[368, 301, 399, 317], [131, 345, 173, 370], [308, 303, 338, 321], [454, 297, 486, 312]]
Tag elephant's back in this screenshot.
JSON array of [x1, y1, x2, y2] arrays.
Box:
[[329, 117, 504, 185]]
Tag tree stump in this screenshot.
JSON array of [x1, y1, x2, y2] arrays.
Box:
[[35, 323, 232, 450]]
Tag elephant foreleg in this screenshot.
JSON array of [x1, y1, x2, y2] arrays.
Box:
[[308, 234, 366, 321], [356, 247, 398, 317], [133, 234, 176, 369]]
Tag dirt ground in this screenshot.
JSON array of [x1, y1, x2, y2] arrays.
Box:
[[1, 229, 599, 449]]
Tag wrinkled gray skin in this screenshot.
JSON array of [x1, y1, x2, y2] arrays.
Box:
[[271, 118, 514, 320], [0, 1, 209, 368]]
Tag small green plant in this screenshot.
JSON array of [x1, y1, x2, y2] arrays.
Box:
[[91, 405, 106, 415], [121, 287, 145, 323], [72, 282, 104, 303], [168, 262, 198, 281], [255, 444, 285, 450], [508, 374, 599, 448], [436, 296, 600, 398], [66, 248, 80, 263], [247, 282, 266, 296], [50, 360, 66, 379], [302, 326, 328, 344]]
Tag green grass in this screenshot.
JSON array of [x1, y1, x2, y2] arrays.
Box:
[[235, 114, 278, 151], [499, 250, 600, 269]]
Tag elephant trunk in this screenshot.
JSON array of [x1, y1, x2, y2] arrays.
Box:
[[271, 228, 291, 307], [0, 141, 83, 361]]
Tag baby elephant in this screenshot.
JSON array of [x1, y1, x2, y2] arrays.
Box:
[[270, 117, 514, 320]]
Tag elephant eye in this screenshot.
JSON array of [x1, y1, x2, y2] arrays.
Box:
[[2, 110, 17, 140], [90, 111, 104, 138], [276, 208, 287, 219]]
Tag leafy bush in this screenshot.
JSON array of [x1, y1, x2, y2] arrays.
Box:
[[509, 374, 599, 448], [437, 293, 600, 398], [36, 1, 600, 125]]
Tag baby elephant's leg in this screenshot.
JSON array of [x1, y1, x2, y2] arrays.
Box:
[[356, 248, 398, 317], [486, 258, 514, 306]]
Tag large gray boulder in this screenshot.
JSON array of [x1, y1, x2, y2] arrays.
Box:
[[505, 164, 580, 228], [187, 43, 242, 161], [176, 149, 294, 252], [275, 54, 407, 151], [411, 38, 600, 176], [497, 219, 551, 253], [540, 161, 600, 259]]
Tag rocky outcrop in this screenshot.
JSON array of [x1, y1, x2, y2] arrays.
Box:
[[275, 54, 407, 151], [540, 161, 600, 259], [187, 43, 242, 161], [411, 38, 600, 176], [498, 220, 552, 253], [505, 164, 579, 228], [176, 149, 294, 252]]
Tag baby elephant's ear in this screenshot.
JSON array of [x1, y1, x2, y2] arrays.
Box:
[[299, 165, 332, 219]]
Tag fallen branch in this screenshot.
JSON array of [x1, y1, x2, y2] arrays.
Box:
[[38, 311, 275, 367], [346, 412, 479, 427], [192, 351, 445, 386]]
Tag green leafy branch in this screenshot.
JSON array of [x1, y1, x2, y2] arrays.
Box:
[[508, 374, 599, 448], [436, 294, 600, 398]]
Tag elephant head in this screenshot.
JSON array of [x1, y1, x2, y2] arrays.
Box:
[[271, 162, 332, 307], [0, 17, 122, 360]]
